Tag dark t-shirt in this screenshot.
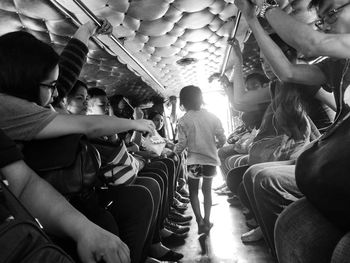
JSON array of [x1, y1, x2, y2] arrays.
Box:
[[0, 129, 23, 168], [296, 58, 350, 230]]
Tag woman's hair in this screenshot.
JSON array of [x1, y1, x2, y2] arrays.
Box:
[[269, 34, 308, 140], [67, 80, 88, 100], [272, 83, 308, 140], [179, 85, 203, 111], [0, 31, 59, 103], [87, 87, 107, 98]]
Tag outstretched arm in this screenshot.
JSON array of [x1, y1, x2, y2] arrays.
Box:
[[0, 129, 130, 263], [234, 0, 327, 87], [36, 114, 156, 140], [3, 162, 130, 263]]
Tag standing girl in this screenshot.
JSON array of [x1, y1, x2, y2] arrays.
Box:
[[174, 85, 226, 234]]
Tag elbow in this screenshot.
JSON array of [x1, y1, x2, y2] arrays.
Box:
[[298, 37, 321, 57], [278, 72, 295, 83]]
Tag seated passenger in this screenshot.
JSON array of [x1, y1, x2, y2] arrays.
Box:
[[0, 128, 130, 263], [0, 21, 163, 263], [232, 0, 342, 257], [217, 71, 268, 186], [224, 34, 313, 239], [66, 82, 184, 262], [239, 0, 350, 261]]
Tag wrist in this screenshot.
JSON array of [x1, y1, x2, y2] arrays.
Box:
[[259, 0, 279, 19]]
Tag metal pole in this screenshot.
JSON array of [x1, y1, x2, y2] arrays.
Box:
[[220, 11, 242, 77], [71, 0, 165, 91], [219, 10, 242, 132]]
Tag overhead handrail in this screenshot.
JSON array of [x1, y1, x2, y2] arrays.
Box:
[[51, 0, 165, 91], [220, 11, 242, 77], [71, 0, 165, 91], [49, 0, 117, 57]]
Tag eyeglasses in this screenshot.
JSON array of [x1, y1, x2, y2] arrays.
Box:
[[314, 2, 350, 31], [40, 81, 57, 91]]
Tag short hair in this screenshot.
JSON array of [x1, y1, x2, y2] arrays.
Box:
[[0, 31, 59, 104], [308, 0, 324, 9], [270, 33, 297, 63], [179, 85, 203, 111], [148, 111, 162, 120], [67, 80, 88, 99], [87, 87, 107, 98]]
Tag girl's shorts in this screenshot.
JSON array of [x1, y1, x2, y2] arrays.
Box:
[[187, 164, 216, 179]]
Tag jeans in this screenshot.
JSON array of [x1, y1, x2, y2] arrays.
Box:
[[242, 160, 299, 254], [218, 145, 238, 179], [226, 165, 249, 195], [275, 198, 344, 263]]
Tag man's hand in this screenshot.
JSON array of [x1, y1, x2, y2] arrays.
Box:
[[235, 0, 258, 20], [74, 17, 113, 45], [85, 17, 113, 36], [76, 224, 130, 263], [133, 119, 155, 135], [227, 38, 243, 62], [133, 107, 144, 120]]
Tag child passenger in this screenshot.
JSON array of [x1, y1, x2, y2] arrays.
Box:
[[174, 85, 226, 234]]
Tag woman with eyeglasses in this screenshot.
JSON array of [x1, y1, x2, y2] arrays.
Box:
[[0, 18, 159, 263]]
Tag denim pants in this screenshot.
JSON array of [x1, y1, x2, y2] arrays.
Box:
[[275, 198, 346, 263], [217, 145, 238, 179], [242, 160, 300, 254]]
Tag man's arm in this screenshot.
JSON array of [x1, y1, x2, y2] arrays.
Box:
[[228, 40, 271, 112], [314, 88, 336, 111], [57, 18, 112, 99], [2, 161, 130, 263], [265, 6, 350, 58], [235, 0, 327, 86], [174, 121, 188, 155], [0, 127, 130, 263]]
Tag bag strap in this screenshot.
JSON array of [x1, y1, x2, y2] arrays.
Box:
[[0, 180, 36, 222]]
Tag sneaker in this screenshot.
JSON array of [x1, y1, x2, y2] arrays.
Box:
[[175, 191, 190, 203], [215, 186, 232, 196], [178, 187, 189, 198], [241, 227, 263, 243], [213, 183, 227, 191], [172, 198, 188, 212], [164, 219, 190, 235], [168, 208, 192, 224]]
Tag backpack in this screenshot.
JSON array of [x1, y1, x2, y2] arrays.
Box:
[[0, 181, 75, 263], [21, 134, 101, 197]]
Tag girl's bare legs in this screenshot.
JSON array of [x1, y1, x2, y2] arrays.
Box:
[[188, 177, 204, 231], [202, 177, 213, 230]]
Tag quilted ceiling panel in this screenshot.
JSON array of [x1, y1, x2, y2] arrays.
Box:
[[0, 0, 316, 102]]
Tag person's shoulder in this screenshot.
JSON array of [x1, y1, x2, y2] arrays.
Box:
[[0, 93, 33, 107]]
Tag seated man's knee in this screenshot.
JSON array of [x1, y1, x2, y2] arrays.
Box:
[[275, 198, 342, 263]]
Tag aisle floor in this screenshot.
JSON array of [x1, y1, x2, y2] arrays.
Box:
[[168, 178, 276, 263]]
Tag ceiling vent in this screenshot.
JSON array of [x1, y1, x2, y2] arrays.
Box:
[[176, 57, 198, 66]]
